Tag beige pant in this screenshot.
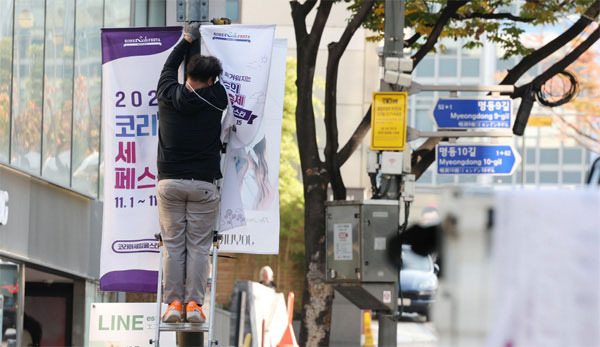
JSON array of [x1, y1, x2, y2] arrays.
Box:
[[157, 179, 219, 304]]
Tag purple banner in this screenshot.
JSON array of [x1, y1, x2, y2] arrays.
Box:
[[100, 27, 182, 293], [101, 26, 182, 64], [100, 270, 158, 293]]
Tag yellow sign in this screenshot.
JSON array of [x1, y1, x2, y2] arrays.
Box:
[[528, 116, 553, 127], [371, 92, 408, 150]]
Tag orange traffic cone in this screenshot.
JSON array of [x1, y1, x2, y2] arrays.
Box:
[[277, 292, 299, 347], [363, 310, 375, 347]]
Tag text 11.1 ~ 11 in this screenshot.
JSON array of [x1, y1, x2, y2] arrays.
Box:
[[115, 195, 157, 208]]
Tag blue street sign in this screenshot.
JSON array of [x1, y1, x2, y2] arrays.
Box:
[[436, 144, 521, 175], [432, 97, 512, 129]]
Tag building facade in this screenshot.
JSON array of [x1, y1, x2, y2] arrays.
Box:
[[0, 0, 174, 344]]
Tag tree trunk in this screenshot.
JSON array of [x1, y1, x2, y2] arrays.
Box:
[[298, 183, 334, 346]]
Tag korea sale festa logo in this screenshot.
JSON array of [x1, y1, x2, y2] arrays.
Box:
[[123, 36, 162, 47], [212, 31, 251, 43]]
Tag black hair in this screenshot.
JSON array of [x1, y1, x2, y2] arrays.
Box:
[[186, 55, 223, 82]]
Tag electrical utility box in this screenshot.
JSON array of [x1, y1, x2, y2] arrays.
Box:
[[326, 200, 399, 312]]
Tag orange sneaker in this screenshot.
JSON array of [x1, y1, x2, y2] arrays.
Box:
[[162, 300, 182, 323], [186, 301, 206, 323]]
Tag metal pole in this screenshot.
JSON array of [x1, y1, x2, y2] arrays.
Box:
[[378, 314, 397, 347], [208, 131, 232, 346], [383, 0, 404, 59], [521, 136, 526, 186], [178, 2, 210, 345], [16, 263, 25, 347], [379, 1, 404, 344], [207, 236, 219, 346], [154, 241, 164, 346]]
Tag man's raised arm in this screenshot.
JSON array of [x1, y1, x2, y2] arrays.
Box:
[[157, 23, 200, 98]]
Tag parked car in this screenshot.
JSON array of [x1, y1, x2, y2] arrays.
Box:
[[398, 245, 439, 321]]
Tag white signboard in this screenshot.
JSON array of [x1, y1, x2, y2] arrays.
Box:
[[0, 190, 7, 225], [89, 303, 175, 347], [334, 223, 353, 260]]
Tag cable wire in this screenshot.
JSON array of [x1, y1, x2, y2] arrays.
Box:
[[535, 70, 579, 107]]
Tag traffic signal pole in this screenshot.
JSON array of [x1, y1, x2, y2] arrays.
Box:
[[378, 1, 404, 346]]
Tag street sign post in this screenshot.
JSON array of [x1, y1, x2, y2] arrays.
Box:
[[436, 143, 521, 175], [432, 97, 512, 129], [371, 92, 408, 151]]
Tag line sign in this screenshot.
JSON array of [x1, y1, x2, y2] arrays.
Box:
[[436, 143, 521, 175], [371, 92, 407, 151], [432, 97, 512, 129]]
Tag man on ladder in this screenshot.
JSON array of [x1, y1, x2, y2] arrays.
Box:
[[155, 21, 228, 324]]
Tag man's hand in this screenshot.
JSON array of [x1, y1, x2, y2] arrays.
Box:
[[183, 22, 201, 42]]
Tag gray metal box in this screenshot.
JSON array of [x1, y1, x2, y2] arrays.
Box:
[[326, 200, 399, 283]]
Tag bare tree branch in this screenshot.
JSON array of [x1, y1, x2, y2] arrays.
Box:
[[411, 138, 444, 179], [411, 0, 470, 67], [324, 0, 375, 200], [452, 11, 534, 22], [501, 2, 600, 87], [290, 1, 310, 39], [512, 26, 600, 98], [338, 106, 371, 166], [404, 33, 421, 47], [290, 0, 333, 171], [307, 1, 333, 53], [301, 0, 317, 16]]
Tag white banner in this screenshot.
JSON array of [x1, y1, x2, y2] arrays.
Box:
[[219, 38, 287, 254], [99, 27, 182, 292], [201, 25, 275, 150], [89, 303, 175, 347]]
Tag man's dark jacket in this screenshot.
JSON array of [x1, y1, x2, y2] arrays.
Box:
[[156, 39, 228, 181]]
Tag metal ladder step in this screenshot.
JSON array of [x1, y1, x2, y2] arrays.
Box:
[[159, 322, 209, 332]]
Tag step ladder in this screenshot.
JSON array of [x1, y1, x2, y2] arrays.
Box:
[[150, 132, 231, 346], [150, 231, 222, 346]]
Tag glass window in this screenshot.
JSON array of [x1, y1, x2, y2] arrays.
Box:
[[461, 57, 480, 77], [415, 57, 434, 77], [134, 0, 148, 27], [104, 0, 131, 28], [539, 148, 559, 164], [226, 0, 240, 22], [1, 259, 21, 347], [11, 1, 45, 174], [493, 176, 512, 184], [496, 58, 514, 73], [515, 171, 535, 184], [415, 109, 433, 132], [526, 148, 536, 164], [148, 0, 166, 26], [562, 171, 582, 184], [0, 0, 13, 163], [539, 171, 558, 184], [563, 147, 582, 164], [459, 175, 477, 183], [418, 170, 433, 184], [438, 58, 457, 77], [437, 174, 455, 184], [41, 0, 75, 186], [415, 92, 434, 108], [72, 0, 103, 197]]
